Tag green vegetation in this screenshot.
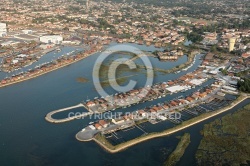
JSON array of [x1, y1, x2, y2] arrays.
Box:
[[219, 68, 228, 75], [236, 70, 250, 78], [164, 133, 191, 166], [100, 75, 137, 88], [76, 77, 89, 83], [187, 32, 204, 43], [94, 133, 115, 150], [97, 18, 115, 30], [95, 61, 143, 88], [196, 104, 250, 166], [138, 50, 198, 75], [238, 78, 250, 93]]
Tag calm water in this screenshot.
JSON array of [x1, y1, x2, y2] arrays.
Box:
[[0, 44, 247, 166]]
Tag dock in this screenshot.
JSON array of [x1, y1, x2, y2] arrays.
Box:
[[45, 103, 93, 123]]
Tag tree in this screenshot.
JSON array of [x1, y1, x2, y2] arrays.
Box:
[[187, 32, 204, 43], [238, 78, 250, 93]]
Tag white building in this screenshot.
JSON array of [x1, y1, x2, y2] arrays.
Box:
[[0, 23, 7, 32], [22, 30, 33, 34], [0, 22, 7, 37], [39, 35, 63, 44]]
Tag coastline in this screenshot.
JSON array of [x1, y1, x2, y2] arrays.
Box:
[[0, 51, 98, 89], [164, 133, 191, 166], [0, 48, 199, 89], [93, 94, 250, 153], [44, 50, 200, 123]]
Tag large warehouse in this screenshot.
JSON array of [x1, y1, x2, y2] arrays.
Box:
[[39, 35, 63, 44]]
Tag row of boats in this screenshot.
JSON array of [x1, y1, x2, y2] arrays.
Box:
[[2, 49, 82, 79]]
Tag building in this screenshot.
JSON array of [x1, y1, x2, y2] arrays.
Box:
[[40, 35, 63, 44], [86, 0, 89, 10], [22, 30, 33, 34], [0, 22, 7, 37], [99, 120, 108, 128], [94, 123, 102, 130], [112, 117, 125, 124], [229, 38, 236, 52]]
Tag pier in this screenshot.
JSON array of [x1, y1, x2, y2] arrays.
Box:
[[45, 103, 93, 123]]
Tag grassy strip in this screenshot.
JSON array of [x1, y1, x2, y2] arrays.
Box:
[[76, 77, 89, 83], [164, 133, 191, 166]]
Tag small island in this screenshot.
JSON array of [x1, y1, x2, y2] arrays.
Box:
[[76, 77, 89, 83], [164, 133, 191, 166]]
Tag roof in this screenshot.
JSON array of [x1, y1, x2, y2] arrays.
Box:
[[99, 120, 108, 126], [205, 52, 214, 60], [94, 123, 102, 129]]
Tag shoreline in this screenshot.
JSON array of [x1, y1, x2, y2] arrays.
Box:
[[44, 50, 200, 123], [93, 94, 250, 153], [0, 48, 199, 89], [0, 51, 99, 89]]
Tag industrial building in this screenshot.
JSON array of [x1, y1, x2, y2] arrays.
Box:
[[39, 35, 63, 44]]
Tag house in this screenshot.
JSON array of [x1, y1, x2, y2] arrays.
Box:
[[162, 104, 169, 110], [242, 52, 250, 59], [205, 52, 215, 62], [199, 92, 207, 98], [101, 104, 108, 110], [99, 120, 108, 128], [112, 117, 125, 124], [191, 94, 199, 100], [167, 81, 175, 86], [86, 101, 95, 107], [170, 101, 178, 107], [186, 97, 194, 102], [130, 89, 139, 95], [180, 76, 188, 81], [94, 123, 102, 130], [1, 80, 7, 84], [180, 99, 188, 105], [138, 110, 146, 117], [152, 106, 162, 112], [123, 115, 131, 121], [149, 108, 157, 114]]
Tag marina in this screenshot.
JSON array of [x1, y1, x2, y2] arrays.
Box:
[[76, 78, 237, 142], [0, 43, 248, 165]]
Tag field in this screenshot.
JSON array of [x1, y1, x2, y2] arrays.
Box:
[[196, 104, 250, 165]]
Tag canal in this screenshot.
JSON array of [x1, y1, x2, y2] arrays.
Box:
[[0, 43, 246, 166]]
